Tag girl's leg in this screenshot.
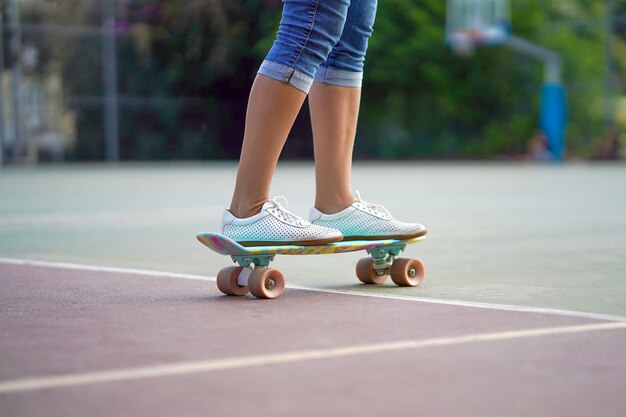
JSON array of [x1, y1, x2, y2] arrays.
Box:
[[308, 0, 426, 240], [228, 0, 350, 219], [309, 83, 360, 214], [229, 75, 306, 218], [310, 0, 378, 214]]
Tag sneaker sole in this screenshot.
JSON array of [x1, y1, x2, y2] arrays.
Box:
[[340, 229, 428, 241], [237, 235, 344, 247]]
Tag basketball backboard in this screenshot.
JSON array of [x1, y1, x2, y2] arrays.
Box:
[[446, 0, 511, 55]]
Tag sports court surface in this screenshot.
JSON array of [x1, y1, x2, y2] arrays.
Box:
[[1, 162, 625, 416]]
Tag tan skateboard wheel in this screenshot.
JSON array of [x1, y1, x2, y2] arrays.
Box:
[[248, 268, 285, 299], [390, 258, 425, 287], [356, 257, 388, 285], [216, 266, 249, 296]]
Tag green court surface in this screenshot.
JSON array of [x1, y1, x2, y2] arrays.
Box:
[[1, 162, 625, 316]]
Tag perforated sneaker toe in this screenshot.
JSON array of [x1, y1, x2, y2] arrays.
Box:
[[309, 191, 427, 241]]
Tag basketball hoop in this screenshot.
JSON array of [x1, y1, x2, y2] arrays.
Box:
[[446, 0, 510, 55], [449, 30, 483, 56]]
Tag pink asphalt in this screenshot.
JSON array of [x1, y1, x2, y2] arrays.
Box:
[[1, 262, 625, 417]]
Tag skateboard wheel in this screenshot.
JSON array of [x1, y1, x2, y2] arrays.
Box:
[[216, 266, 249, 296], [390, 258, 425, 287], [248, 268, 285, 299], [356, 257, 388, 285]]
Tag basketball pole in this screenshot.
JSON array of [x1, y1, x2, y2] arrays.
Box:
[[0, 5, 6, 167], [506, 36, 566, 160], [102, 0, 119, 162], [603, 0, 616, 130], [8, 0, 23, 161]]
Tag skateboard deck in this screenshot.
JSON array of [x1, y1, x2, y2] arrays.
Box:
[[197, 232, 425, 257], [197, 232, 426, 299]]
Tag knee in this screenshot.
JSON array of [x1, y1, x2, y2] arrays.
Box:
[[274, 0, 350, 71], [326, 1, 378, 72], [329, 29, 373, 72]]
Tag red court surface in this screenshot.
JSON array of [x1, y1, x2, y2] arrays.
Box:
[[1, 260, 625, 417]]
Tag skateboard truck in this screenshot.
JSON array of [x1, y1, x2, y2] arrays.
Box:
[[368, 244, 406, 276], [231, 255, 275, 268]]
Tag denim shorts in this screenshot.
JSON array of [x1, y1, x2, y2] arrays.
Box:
[[258, 0, 378, 93]]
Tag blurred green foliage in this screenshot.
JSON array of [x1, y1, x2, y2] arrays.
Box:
[[354, 0, 625, 158], [10, 0, 626, 159]]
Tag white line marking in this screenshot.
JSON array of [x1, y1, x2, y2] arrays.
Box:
[[1, 257, 625, 322], [287, 284, 626, 322], [0, 206, 211, 228], [0, 257, 209, 281], [1, 321, 625, 394]]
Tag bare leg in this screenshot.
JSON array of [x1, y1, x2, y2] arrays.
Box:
[[309, 82, 361, 214], [229, 74, 307, 218]]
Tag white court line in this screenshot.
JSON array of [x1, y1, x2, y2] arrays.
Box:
[[286, 284, 626, 322], [1, 321, 625, 394], [1, 257, 625, 322], [0, 257, 207, 281]]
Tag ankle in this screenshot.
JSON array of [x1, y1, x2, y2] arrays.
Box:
[[315, 194, 354, 215], [228, 200, 266, 219]]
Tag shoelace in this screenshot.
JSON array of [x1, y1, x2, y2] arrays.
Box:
[[355, 190, 393, 219], [267, 196, 310, 226]]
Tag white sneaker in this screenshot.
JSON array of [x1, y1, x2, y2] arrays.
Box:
[[222, 196, 343, 246], [309, 191, 427, 241]]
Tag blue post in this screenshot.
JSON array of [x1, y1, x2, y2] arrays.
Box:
[[540, 83, 567, 160]]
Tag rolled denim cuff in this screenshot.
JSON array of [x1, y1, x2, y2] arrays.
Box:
[[314, 66, 363, 88], [257, 60, 314, 94]]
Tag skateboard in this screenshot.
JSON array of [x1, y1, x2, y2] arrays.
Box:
[[196, 232, 426, 299]]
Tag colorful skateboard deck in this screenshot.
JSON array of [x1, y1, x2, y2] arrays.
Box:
[[196, 232, 425, 257], [196, 232, 426, 299]]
